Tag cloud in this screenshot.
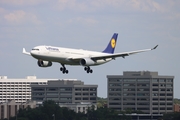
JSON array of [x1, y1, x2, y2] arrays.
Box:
[[68, 17, 98, 25], [4, 10, 42, 25], [56, 0, 166, 13], [0, 0, 47, 6], [56, 0, 88, 11]]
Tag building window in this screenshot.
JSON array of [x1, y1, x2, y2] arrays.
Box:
[[152, 93, 158, 96], [166, 84, 173, 87], [75, 98, 81, 100], [123, 88, 135, 91], [123, 83, 135, 87], [167, 79, 173, 82], [109, 98, 120, 100], [83, 88, 89, 91], [160, 103, 165, 105], [160, 98, 165, 101], [160, 107, 165, 110], [47, 88, 58, 91], [90, 93, 96, 96], [153, 98, 158, 101], [159, 79, 165, 82], [75, 93, 81, 95], [167, 89, 173, 91], [46, 92, 58, 95], [153, 103, 158, 105], [137, 93, 149, 96], [109, 103, 121, 105], [160, 93, 165, 96], [167, 107, 172, 110], [90, 88, 96, 91], [60, 88, 72, 91], [152, 79, 158, 82], [109, 79, 121, 82], [123, 98, 135, 101], [137, 79, 149, 82], [83, 98, 88, 100], [75, 88, 81, 91], [167, 103, 172, 105], [90, 97, 96, 100], [160, 89, 165, 91], [33, 88, 44, 91], [153, 107, 158, 110], [153, 84, 158, 87], [60, 97, 72, 100], [160, 84, 166, 87], [60, 93, 72, 95], [123, 93, 135, 96], [109, 88, 121, 91], [109, 83, 121, 86], [123, 79, 136, 82], [109, 93, 121, 96], [137, 84, 149, 87], [167, 93, 173, 96], [83, 93, 89, 96], [153, 88, 158, 91], [123, 103, 135, 105], [137, 103, 149, 105], [137, 88, 149, 91]]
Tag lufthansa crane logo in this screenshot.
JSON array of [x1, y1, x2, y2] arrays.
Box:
[[111, 39, 116, 48]]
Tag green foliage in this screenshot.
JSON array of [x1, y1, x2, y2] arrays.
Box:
[[174, 98, 180, 104], [162, 112, 180, 120], [8, 100, 141, 120], [97, 97, 107, 108]]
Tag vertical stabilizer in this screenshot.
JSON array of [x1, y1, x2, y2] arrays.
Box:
[[102, 33, 118, 54]]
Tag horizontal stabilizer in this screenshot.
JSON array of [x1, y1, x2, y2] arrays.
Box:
[[22, 48, 31, 55]]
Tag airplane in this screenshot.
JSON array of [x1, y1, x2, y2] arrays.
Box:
[[23, 33, 158, 74]]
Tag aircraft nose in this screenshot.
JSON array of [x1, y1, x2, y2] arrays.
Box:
[[30, 50, 38, 55]]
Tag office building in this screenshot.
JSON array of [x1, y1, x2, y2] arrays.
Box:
[[0, 100, 36, 120], [0, 76, 52, 103], [31, 80, 98, 104], [107, 71, 174, 114]]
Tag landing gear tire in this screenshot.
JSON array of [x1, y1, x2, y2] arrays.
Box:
[[60, 65, 68, 74], [84, 66, 93, 74]]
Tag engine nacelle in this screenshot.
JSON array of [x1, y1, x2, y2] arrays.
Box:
[[80, 58, 95, 66], [37, 60, 52, 67]]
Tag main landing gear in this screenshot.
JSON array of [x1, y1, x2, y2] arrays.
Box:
[[84, 66, 93, 73], [60, 64, 68, 74]]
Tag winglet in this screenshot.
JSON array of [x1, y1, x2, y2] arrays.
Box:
[[151, 45, 158, 50], [22, 48, 31, 55]]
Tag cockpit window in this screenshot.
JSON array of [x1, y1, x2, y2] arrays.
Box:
[[32, 49, 39, 51]]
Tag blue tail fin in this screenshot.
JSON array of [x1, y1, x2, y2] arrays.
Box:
[[102, 33, 118, 54]]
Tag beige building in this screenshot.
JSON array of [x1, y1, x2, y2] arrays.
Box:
[[174, 104, 180, 112], [0, 100, 36, 120]]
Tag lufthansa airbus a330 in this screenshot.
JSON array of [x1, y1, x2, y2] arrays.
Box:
[[23, 33, 158, 74]]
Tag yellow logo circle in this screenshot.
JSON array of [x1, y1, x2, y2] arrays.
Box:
[[111, 39, 116, 48]]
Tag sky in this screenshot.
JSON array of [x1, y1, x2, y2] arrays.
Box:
[[0, 0, 180, 98]]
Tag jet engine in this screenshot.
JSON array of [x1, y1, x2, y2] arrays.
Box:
[[80, 58, 95, 66], [37, 60, 52, 67]]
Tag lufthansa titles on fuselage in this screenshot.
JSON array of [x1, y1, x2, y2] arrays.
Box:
[[46, 47, 59, 51]]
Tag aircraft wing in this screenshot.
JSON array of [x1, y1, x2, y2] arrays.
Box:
[[69, 45, 158, 61]]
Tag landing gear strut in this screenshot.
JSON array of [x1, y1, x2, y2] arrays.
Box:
[[60, 64, 68, 74], [84, 66, 93, 73]]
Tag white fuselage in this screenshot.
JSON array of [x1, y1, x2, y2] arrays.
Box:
[[30, 45, 112, 66]]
